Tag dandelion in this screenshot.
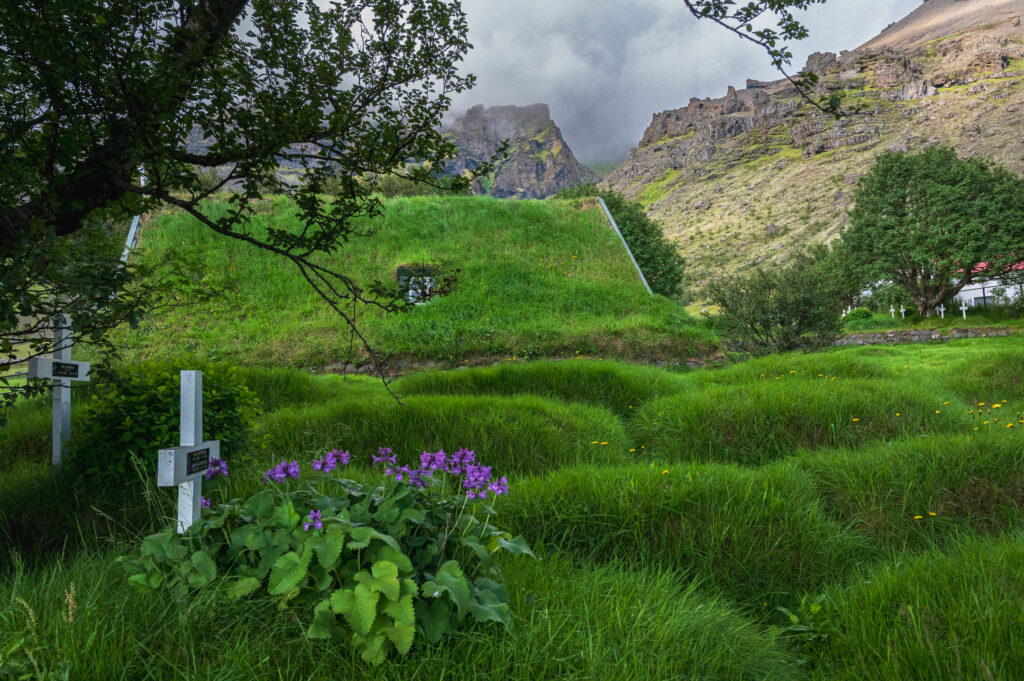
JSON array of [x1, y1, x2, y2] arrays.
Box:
[[600, 442, 608, 445], [984, 421, 990, 425], [913, 515, 922, 520], [936, 410, 941, 414], [629, 448, 636, 452], [661, 470, 669, 475], [979, 402, 986, 406], [896, 413, 901, 417], [852, 418, 860, 422], [591, 441, 599, 444], [944, 401, 950, 405], [928, 512, 937, 516], [993, 404, 1002, 410]]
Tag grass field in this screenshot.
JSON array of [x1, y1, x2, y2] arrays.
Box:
[[102, 196, 712, 368], [3, 336, 1024, 679]]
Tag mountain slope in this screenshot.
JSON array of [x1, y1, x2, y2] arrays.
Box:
[[444, 104, 599, 199], [606, 0, 1024, 293]]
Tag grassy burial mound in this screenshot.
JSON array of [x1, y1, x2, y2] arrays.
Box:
[[114, 196, 711, 368], [3, 339, 1024, 679]]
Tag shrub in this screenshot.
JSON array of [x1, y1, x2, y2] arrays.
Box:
[[120, 448, 533, 664], [845, 307, 872, 321], [553, 184, 685, 297], [860, 282, 914, 315], [66, 362, 261, 487], [706, 249, 845, 355]]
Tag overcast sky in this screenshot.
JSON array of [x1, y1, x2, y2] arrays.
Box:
[[450, 0, 922, 164]]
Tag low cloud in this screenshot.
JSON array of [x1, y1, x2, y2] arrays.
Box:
[[452, 0, 921, 164]]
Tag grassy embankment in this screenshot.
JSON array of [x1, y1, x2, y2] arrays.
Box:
[[102, 195, 711, 368], [3, 337, 1024, 679]]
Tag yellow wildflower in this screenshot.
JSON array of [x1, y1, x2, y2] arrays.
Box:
[[662, 470, 669, 475], [913, 515, 922, 520], [852, 418, 860, 422]]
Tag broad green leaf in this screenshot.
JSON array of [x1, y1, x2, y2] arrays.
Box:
[[434, 561, 471, 615], [354, 560, 400, 601], [469, 590, 511, 627], [496, 535, 535, 557], [226, 576, 261, 600], [272, 499, 300, 529], [308, 599, 335, 639], [189, 551, 217, 585], [347, 526, 401, 552], [330, 588, 354, 616], [415, 597, 450, 644], [375, 545, 413, 573], [350, 584, 380, 636], [268, 550, 310, 595], [386, 620, 416, 655], [383, 593, 415, 626], [313, 525, 346, 569], [357, 631, 388, 664]]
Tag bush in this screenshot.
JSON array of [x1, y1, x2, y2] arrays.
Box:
[[120, 449, 533, 664], [706, 250, 845, 355], [845, 307, 872, 321], [860, 282, 914, 315], [66, 362, 261, 487], [553, 184, 685, 297]]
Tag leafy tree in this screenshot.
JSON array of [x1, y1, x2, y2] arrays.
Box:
[[554, 185, 685, 298], [706, 248, 845, 355], [1, 0, 494, 409], [841, 147, 1024, 317]]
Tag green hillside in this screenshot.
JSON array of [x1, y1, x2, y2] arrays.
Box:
[[113, 195, 710, 368]]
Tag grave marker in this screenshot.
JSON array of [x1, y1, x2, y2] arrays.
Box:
[[890, 305, 895, 319], [900, 305, 906, 319], [961, 300, 968, 320], [937, 304, 946, 319], [157, 371, 221, 534], [27, 315, 90, 465]]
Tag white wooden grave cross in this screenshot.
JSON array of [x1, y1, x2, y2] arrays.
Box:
[[961, 300, 969, 320], [900, 305, 906, 319], [157, 371, 221, 534], [890, 305, 895, 319], [937, 304, 946, 319], [27, 314, 91, 466]]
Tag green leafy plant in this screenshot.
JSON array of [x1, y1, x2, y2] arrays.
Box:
[[777, 593, 836, 665], [119, 448, 533, 664], [66, 362, 261, 487], [845, 307, 872, 321]]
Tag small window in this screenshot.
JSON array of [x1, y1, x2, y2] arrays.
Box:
[[973, 296, 997, 306], [396, 265, 436, 304]]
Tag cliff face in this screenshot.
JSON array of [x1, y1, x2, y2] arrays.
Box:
[[444, 104, 599, 199], [606, 0, 1024, 293]]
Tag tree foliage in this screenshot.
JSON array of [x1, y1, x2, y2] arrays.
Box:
[[706, 247, 845, 355], [841, 147, 1024, 317], [1, 0, 492, 408], [554, 185, 685, 298]]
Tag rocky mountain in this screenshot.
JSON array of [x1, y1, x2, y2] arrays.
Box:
[[444, 104, 599, 199], [606, 0, 1024, 294]]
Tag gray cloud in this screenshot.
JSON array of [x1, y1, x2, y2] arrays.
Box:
[[451, 0, 922, 164]]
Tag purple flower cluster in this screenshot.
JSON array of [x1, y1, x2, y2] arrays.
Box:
[[205, 457, 228, 480], [313, 448, 350, 473], [385, 464, 430, 489], [373, 447, 397, 466], [462, 464, 507, 499], [304, 509, 323, 531], [263, 460, 301, 484], [200, 496, 211, 509]]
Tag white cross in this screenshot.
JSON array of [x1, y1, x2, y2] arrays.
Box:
[[27, 314, 91, 466], [937, 304, 946, 319], [841, 309, 846, 318], [900, 305, 906, 319], [890, 305, 895, 319], [157, 371, 221, 534], [961, 300, 968, 319]]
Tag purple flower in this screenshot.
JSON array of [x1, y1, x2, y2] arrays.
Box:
[[446, 448, 475, 475], [304, 509, 323, 532], [420, 449, 447, 471], [205, 457, 228, 480], [200, 496, 211, 509], [313, 448, 349, 473], [487, 476, 509, 497], [263, 460, 300, 484], [373, 447, 397, 466]]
